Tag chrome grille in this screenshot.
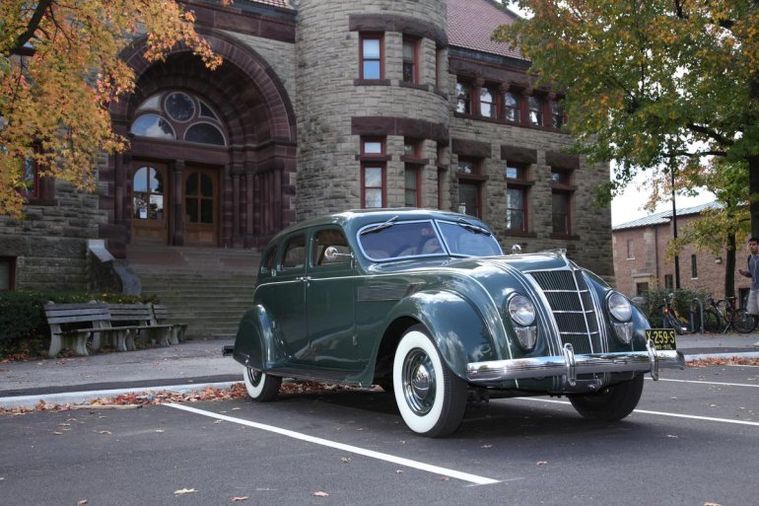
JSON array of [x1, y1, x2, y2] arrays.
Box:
[[529, 270, 599, 354]]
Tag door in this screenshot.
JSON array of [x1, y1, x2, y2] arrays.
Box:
[[132, 162, 169, 242], [183, 167, 219, 246]]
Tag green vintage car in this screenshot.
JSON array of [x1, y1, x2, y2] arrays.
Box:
[[228, 209, 684, 437]]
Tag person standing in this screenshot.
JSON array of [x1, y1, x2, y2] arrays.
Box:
[[738, 237, 759, 346]]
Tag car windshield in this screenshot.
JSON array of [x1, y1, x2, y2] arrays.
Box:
[[436, 220, 502, 257], [359, 220, 445, 261]]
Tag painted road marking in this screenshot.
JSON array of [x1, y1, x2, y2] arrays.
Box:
[[165, 403, 500, 486], [514, 397, 759, 427], [646, 378, 759, 388]]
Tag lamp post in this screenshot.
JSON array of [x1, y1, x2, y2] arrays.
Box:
[[671, 167, 681, 290]]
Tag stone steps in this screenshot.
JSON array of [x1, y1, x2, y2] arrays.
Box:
[[126, 243, 259, 338]]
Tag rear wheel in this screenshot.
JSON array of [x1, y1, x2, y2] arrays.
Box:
[[243, 367, 281, 402], [393, 325, 467, 437], [568, 374, 644, 421]]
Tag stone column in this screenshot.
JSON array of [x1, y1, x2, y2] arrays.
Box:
[[172, 160, 185, 246]]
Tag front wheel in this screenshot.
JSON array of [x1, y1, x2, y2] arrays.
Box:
[[568, 374, 644, 421], [243, 366, 281, 402], [732, 309, 757, 334], [393, 325, 467, 437]]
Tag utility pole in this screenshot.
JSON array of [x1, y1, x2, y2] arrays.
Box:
[[671, 167, 681, 290]]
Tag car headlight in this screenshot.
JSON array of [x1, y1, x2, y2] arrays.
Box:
[[607, 291, 632, 322], [509, 294, 536, 326]]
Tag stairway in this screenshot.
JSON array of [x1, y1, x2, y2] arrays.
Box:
[[125, 242, 260, 339]]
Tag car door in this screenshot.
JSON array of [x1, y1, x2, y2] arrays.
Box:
[[304, 227, 358, 371], [256, 232, 309, 363]]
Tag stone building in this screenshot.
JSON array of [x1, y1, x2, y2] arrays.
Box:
[[0, 0, 612, 334], [612, 202, 750, 301]]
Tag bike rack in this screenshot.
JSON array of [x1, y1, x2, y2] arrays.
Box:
[[689, 298, 704, 334]]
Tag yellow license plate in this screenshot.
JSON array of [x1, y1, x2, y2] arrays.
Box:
[[645, 328, 677, 350]]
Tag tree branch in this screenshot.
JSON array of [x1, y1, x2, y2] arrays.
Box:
[[666, 149, 728, 158], [10, 0, 53, 54], [686, 123, 734, 146]]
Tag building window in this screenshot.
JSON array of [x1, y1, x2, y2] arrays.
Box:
[[404, 138, 422, 157], [480, 87, 495, 118], [626, 239, 634, 259], [362, 138, 384, 155], [456, 82, 471, 114], [551, 99, 564, 128], [551, 191, 570, 234], [23, 158, 40, 200], [691, 254, 698, 278], [456, 157, 483, 218], [404, 166, 420, 207], [131, 91, 226, 145], [0, 257, 15, 291], [362, 165, 385, 208], [402, 37, 419, 84], [528, 96, 543, 126], [504, 92, 520, 123], [635, 282, 649, 296], [664, 274, 674, 290], [505, 163, 529, 233], [360, 34, 383, 80]]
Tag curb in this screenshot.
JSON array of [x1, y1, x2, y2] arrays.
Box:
[[684, 351, 759, 361], [0, 381, 237, 410]]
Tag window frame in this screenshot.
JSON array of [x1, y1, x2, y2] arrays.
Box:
[[626, 239, 634, 260], [361, 163, 386, 209], [528, 95, 543, 126], [455, 81, 472, 114], [504, 91, 520, 123], [479, 86, 496, 119], [402, 36, 420, 84], [404, 164, 422, 208], [279, 233, 307, 272], [0, 257, 16, 291], [359, 33, 384, 80], [456, 157, 485, 219], [505, 162, 531, 234], [691, 254, 698, 279], [551, 189, 571, 236]]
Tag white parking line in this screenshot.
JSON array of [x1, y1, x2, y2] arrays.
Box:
[[514, 397, 759, 427], [646, 378, 759, 388], [165, 403, 500, 486]]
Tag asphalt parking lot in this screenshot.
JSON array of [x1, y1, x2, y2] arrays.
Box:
[[1, 364, 757, 506]]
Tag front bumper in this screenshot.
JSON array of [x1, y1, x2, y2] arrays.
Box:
[[466, 341, 684, 385]]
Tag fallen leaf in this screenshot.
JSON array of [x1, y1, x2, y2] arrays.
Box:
[[536, 461, 548, 466], [52, 431, 63, 435], [396, 469, 404, 474], [155, 429, 165, 433], [77, 500, 87, 505], [98, 430, 112, 435], [230, 496, 249, 502], [174, 488, 197, 495], [213, 420, 223, 424], [704, 503, 722, 506], [231, 407, 241, 411], [340, 457, 351, 463], [439, 477, 450, 481], [481, 444, 493, 448], [313, 491, 329, 497], [667, 434, 679, 439]]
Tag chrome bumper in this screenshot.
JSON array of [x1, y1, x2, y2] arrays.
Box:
[[466, 341, 685, 385]]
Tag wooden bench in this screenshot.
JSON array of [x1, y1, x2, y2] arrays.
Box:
[[151, 304, 188, 345], [44, 302, 148, 357], [108, 303, 173, 351]]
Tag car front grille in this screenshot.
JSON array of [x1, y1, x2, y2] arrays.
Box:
[[528, 269, 600, 354]]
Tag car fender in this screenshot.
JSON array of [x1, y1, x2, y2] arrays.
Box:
[[232, 304, 288, 370], [386, 288, 513, 380]]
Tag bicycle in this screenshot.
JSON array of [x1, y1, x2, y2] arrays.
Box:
[[702, 296, 756, 334], [658, 293, 692, 335]]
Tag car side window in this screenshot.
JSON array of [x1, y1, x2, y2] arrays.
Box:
[[260, 246, 277, 275], [312, 228, 351, 267], [280, 234, 306, 271]]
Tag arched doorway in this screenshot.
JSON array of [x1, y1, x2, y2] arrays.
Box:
[[103, 32, 297, 256]]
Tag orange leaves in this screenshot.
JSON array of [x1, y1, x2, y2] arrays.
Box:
[[0, 1, 222, 218]]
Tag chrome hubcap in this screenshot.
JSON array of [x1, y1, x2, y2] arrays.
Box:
[[402, 348, 436, 416], [247, 368, 263, 387]]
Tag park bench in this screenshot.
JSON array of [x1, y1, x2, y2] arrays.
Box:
[[44, 301, 173, 357], [151, 304, 188, 345], [107, 303, 173, 351]]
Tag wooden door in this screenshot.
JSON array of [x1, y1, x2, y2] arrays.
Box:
[[132, 162, 169, 242], [183, 167, 219, 246]]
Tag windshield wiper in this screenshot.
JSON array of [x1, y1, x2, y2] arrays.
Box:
[[360, 215, 399, 235], [456, 218, 492, 236]]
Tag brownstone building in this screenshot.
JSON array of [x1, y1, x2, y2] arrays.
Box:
[[612, 202, 750, 301], [1, 0, 613, 336]]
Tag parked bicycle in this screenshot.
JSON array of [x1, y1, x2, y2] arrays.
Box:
[[702, 296, 756, 334], [659, 293, 692, 335]]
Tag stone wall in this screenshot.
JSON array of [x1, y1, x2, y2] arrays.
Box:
[[0, 177, 104, 291]]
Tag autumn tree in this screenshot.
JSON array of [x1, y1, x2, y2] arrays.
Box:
[[494, 1, 759, 233], [0, 1, 224, 217]]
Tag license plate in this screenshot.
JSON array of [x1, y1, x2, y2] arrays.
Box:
[[645, 328, 677, 350]]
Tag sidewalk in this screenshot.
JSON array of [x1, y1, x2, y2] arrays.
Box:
[[1, 333, 758, 409]]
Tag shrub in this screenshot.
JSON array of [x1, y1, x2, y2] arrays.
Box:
[[0, 291, 153, 359], [633, 287, 712, 327]]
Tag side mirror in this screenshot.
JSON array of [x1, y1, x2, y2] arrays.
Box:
[[324, 246, 352, 263], [511, 243, 522, 254]]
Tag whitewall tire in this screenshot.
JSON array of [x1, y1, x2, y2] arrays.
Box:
[[243, 366, 281, 402], [392, 325, 467, 437]]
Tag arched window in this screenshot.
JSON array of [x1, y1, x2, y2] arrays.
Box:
[[480, 88, 495, 118], [130, 91, 227, 146], [504, 92, 520, 123]]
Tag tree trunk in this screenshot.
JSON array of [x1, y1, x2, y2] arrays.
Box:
[[725, 233, 736, 299], [750, 156, 759, 239]]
